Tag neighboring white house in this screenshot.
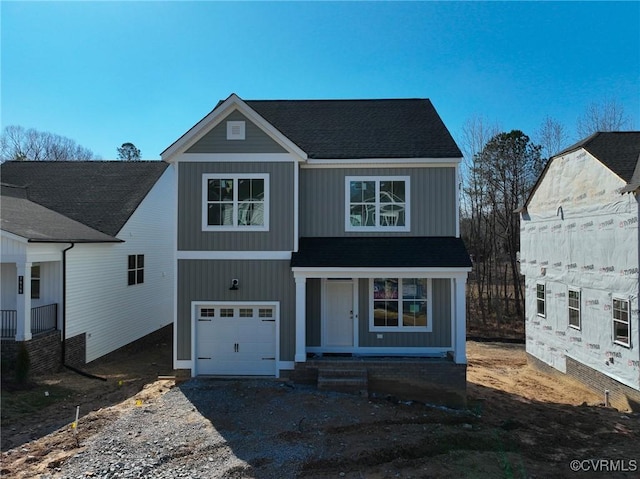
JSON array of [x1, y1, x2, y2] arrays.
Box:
[[0, 161, 176, 371], [519, 132, 640, 411]]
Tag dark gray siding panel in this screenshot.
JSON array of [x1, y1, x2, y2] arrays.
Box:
[[358, 278, 452, 348], [177, 259, 295, 361], [300, 167, 457, 237], [178, 162, 295, 251], [306, 279, 321, 347], [186, 110, 287, 154]]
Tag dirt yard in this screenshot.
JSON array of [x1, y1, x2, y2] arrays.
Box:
[[2, 340, 639, 478]]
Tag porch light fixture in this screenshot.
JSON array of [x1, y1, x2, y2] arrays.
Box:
[[230, 279, 239, 290]]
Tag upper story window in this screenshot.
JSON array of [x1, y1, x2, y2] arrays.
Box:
[[345, 176, 410, 232], [202, 174, 269, 231], [128, 254, 144, 285]]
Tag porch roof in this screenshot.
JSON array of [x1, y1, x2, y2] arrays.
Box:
[[1, 186, 120, 243], [291, 237, 472, 269]]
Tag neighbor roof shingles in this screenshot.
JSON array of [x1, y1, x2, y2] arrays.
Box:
[[0, 161, 169, 237], [557, 131, 640, 183]]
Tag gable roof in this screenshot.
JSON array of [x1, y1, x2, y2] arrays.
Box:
[[161, 94, 462, 160], [0, 161, 169, 237], [556, 131, 640, 183], [246, 99, 462, 159], [521, 131, 640, 210], [291, 237, 472, 269], [1, 185, 120, 243]]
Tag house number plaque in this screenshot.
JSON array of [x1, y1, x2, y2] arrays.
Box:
[[18, 276, 24, 294]]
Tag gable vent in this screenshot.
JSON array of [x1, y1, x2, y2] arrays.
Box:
[[227, 121, 246, 140]]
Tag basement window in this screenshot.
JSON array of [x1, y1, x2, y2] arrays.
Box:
[[612, 298, 630, 347]]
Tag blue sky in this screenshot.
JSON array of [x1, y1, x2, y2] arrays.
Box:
[[2, 1, 638, 160]]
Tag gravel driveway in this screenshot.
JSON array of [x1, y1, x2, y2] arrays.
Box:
[[41, 378, 452, 479]]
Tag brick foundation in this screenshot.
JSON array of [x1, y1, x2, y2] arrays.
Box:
[[291, 358, 467, 408], [64, 333, 86, 368], [1, 330, 62, 376], [527, 353, 640, 412]]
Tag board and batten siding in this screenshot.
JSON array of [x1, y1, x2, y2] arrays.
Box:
[[299, 167, 457, 237], [177, 259, 296, 362], [304, 278, 451, 348], [66, 167, 175, 362], [178, 162, 295, 251], [186, 110, 287, 154]]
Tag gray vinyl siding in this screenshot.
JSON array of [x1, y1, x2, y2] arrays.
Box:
[[177, 259, 295, 361], [358, 278, 451, 348], [303, 278, 451, 349], [186, 110, 287, 154], [299, 167, 457, 237], [178, 162, 295, 251]]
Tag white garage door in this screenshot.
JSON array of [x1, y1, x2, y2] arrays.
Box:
[[196, 304, 277, 376]]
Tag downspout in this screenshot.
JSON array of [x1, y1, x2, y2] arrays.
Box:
[[61, 242, 106, 381]]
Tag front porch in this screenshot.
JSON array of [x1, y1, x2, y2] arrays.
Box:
[[1, 303, 58, 339], [290, 355, 467, 407]]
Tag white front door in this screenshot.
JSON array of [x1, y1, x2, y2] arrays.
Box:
[[324, 280, 354, 347]]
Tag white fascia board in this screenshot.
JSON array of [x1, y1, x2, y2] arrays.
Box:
[[1, 230, 29, 243], [292, 267, 471, 279], [177, 251, 292, 260], [162, 94, 308, 163], [302, 157, 462, 168], [177, 153, 298, 163]]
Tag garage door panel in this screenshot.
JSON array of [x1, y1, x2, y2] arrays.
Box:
[[196, 304, 277, 376]]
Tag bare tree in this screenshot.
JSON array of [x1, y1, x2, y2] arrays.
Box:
[[536, 116, 569, 161], [576, 98, 633, 138], [117, 142, 141, 161], [0, 125, 98, 162]]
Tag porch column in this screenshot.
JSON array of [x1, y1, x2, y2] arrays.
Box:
[[454, 275, 467, 364], [294, 276, 306, 362], [15, 262, 32, 341]]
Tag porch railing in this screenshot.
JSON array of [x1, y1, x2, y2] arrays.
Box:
[[1, 303, 58, 339]]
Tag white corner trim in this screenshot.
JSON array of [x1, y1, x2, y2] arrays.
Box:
[[177, 251, 292, 260]]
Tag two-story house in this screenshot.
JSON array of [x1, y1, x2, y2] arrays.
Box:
[[519, 132, 640, 411], [162, 94, 471, 405], [1, 161, 175, 373]]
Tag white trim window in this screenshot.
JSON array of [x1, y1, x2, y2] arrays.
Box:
[[346, 176, 410, 231], [568, 288, 581, 329], [536, 283, 546, 317], [202, 174, 269, 231], [31, 264, 41, 299], [612, 298, 630, 347], [370, 278, 432, 331]]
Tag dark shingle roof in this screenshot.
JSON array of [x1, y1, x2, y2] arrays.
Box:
[[246, 99, 462, 159], [1, 185, 120, 242], [291, 237, 472, 268], [557, 131, 640, 182], [0, 161, 169, 236]]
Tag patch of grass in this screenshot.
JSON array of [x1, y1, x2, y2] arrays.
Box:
[[1, 383, 74, 424]]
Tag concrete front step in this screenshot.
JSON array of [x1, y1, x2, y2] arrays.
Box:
[[317, 368, 368, 396]]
